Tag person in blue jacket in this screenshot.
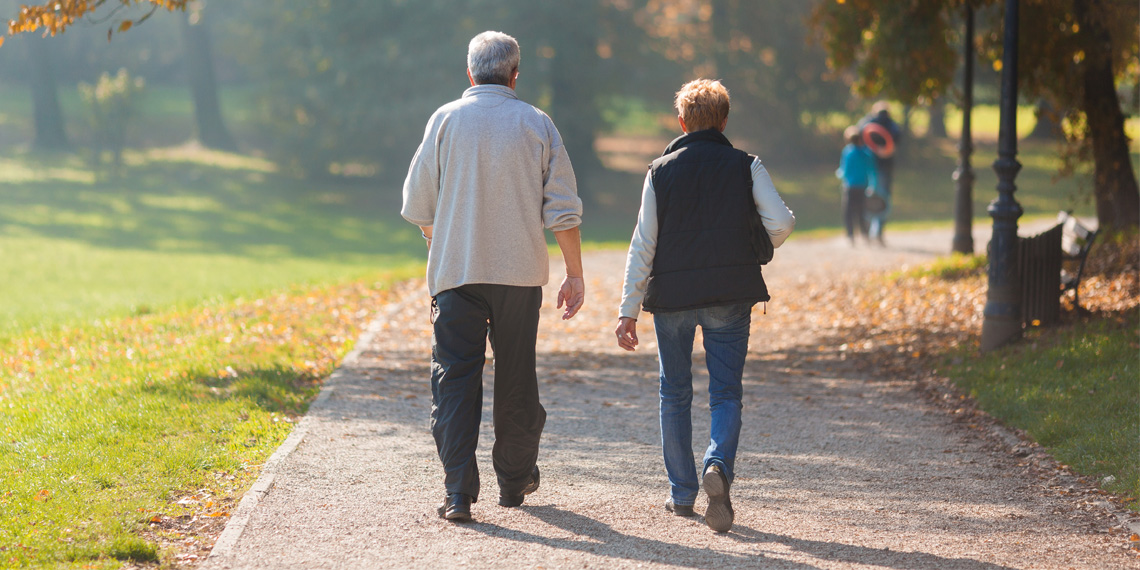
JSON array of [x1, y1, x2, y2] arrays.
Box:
[[836, 125, 878, 246]]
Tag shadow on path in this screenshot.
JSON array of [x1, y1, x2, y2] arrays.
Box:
[[461, 505, 1016, 570], [467, 504, 814, 570], [729, 526, 1019, 570]]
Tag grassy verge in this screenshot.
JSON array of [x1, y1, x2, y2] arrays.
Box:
[[0, 148, 424, 335], [0, 144, 428, 566], [827, 230, 1138, 507], [0, 271, 417, 568], [926, 232, 1139, 505], [890, 252, 989, 281], [940, 312, 1139, 503]]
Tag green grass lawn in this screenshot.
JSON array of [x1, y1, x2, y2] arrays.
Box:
[[0, 148, 424, 335], [0, 85, 261, 149], [0, 143, 431, 566], [940, 312, 1139, 503], [0, 275, 416, 568]]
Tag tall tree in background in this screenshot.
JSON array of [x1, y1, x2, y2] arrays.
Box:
[[25, 33, 69, 150], [544, 1, 606, 189], [224, 0, 621, 188], [637, 0, 848, 158], [928, 98, 948, 138], [811, 0, 1139, 230], [180, 2, 236, 151], [1028, 99, 1062, 140], [226, 0, 475, 178], [1056, 0, 1139, 229]]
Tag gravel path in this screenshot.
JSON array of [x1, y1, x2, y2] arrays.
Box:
[[202, 226, 1137, 570]]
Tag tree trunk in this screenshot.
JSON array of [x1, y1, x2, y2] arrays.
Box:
[[1075, 0, 1140, 230], [711, 0, 736, 76], [27, 34, 69, 151], [927, 98, 947, 138], [547, 3, 604, 202], [1028, 98, 1062, 140], [180, 7, 237, 151]]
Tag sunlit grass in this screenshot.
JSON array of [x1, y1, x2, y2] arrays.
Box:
[[939, 104, 1039, 140], [0, 85, 259, 149], [0, 155, 96, 185], [0, 125, 443, 566], [891, 252, 988, 281], [0, 142, 430, 565], [0, 147, 425, 335], [941, 312, 1140, 505], [0, 273, 414, 568], [801, 104, 1039, 140], [140, 144, 277, 172], [0, 234, 419, 334]]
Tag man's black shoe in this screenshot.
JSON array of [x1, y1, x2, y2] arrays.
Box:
[[702, 464, 734, 532], [437, 493, 473, 522], [665, 498, 695, 516], [499, 466, 540, 507]]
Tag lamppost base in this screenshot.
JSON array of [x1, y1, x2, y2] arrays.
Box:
[[980, 317, 1021, 352]]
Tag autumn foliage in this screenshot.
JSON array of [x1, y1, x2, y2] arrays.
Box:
[[6, 0, 187, 40]]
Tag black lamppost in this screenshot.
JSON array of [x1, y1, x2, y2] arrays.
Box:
[[952, 3, 976, 255], [980, 0, 1025, 352]]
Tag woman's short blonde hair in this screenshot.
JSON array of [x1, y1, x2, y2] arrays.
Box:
[[675, 79, 730, 132]]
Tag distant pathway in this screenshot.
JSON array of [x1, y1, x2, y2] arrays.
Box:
[[202, 225, 1137, 570]]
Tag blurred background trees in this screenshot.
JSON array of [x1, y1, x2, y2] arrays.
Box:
[[810, 0, 1139, 229], [1, 0, 1137, 226], [79, 68, 146, 174]]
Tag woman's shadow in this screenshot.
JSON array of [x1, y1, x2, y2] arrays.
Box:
[[464, 504, 1017, 570]]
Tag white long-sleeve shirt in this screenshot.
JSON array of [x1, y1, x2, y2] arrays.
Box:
[[618, 157, 795, 319]]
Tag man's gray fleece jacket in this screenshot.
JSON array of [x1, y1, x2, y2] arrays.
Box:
[[402, 84, 583, 297]]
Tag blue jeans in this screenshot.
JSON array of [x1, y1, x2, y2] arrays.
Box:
[[653, 302, 751, 506]]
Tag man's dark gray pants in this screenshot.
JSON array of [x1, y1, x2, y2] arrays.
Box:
[[430, 284, 546, 503]]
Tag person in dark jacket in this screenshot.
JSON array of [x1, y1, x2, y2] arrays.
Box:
[[858, 101, 902, 246], [614, 79, 795, 533]]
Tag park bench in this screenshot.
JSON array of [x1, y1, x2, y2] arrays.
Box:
[[1018, 211, 1098, 326], [1057, 211, 1099, 310]]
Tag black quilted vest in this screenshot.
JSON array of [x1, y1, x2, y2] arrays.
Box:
[[642, 129, 770, 313]]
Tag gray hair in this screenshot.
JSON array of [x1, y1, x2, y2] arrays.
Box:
[[467, 31, 520, 86]]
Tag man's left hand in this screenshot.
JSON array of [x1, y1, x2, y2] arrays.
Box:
[[557, 275, 585, 320]]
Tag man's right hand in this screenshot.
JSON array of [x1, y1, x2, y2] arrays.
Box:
[[615, 317, 638, 351]]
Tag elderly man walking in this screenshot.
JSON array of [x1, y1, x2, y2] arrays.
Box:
[[615, 79, 794, 533], [402, 31, 584, 522]]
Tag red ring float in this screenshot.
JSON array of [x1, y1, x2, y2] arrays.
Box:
[[862, 122, 896, 158]]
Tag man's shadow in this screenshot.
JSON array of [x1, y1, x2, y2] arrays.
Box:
[[464, 505, 1016, 570]]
